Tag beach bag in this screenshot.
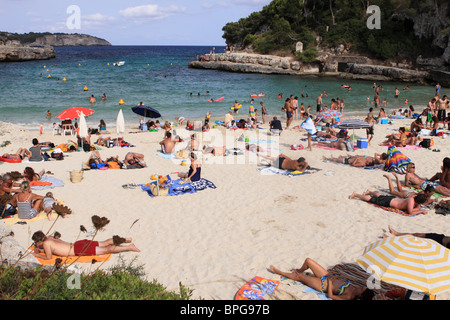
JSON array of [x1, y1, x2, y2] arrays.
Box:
[[70, 170, 83, 183], [150, 183, 168, 196]]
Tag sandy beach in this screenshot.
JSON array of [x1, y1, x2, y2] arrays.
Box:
[[0, 114, 449, 300]]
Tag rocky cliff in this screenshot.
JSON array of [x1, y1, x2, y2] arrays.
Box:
[[189, 52, 447, 85], [29, 34, 111, 47], [0, 40, 56, 62]]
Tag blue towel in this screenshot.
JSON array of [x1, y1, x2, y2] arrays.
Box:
[[156, 152, 175, 159]]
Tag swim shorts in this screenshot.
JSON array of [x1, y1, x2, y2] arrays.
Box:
[[277, 157, 286, 169], [369, 195, 395, 207], [421, 181, 437, 191], [286, 111, 293, 119], [425, 233, 449, 248], [74, 240, 99, 256]]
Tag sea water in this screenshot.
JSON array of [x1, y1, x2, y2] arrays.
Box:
[[0, 45, 443, 129]]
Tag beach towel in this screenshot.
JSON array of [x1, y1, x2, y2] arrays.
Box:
[[156, 152, 175, 159], [384, 145, 411, 174], [258, 166, 319, 177], [140, 178, 215, 197], [367, 202, 420, 217], [234, 276, 280, 300], [30, 175, 65, 190], [2, 211, 58, 226], [29, 246, 111, 265]]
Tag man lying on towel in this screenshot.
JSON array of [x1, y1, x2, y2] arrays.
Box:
[[262, 154, 309, 171], [31, 231, 140, 260], [349, 190, 428, 216]]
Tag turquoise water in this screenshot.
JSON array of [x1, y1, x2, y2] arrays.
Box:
[[0, 46, 445, 129]]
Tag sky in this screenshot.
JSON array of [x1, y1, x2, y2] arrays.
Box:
[[0, 0, 272, 45]]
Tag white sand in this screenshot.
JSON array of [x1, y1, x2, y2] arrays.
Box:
[[0, 116, 449, 300]]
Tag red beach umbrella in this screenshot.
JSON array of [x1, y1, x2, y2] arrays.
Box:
[[56, 107, 95, 120]]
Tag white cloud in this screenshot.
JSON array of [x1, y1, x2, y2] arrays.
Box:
[[119, 4, 186, 22], [82, 13, 116, 27]]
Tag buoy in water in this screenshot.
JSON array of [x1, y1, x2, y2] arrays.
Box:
[[62, 77, 66, 82], [83, 86, 88, 91], [47, 74, 51, 78], [107, 63, 110, 66], [119, 99, 125, 105]]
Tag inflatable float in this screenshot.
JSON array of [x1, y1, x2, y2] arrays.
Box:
[[0, 157, 21, 163], [207, 96, 224, 103], [250, 93, 265, 98], [231, 103, 242, 111]]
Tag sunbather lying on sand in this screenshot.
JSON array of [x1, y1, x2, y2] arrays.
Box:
[[384, 225, 450, 248], [124, 152, 146, 168], [349, 189, 428, 215], [260, 154, 309, 171], [322, 153, 387, 167], [269, 258, 374, 300], [314, 138, 347, 150], [383, 172, 435, 205], [2, 148, 31, 160], [31, 231, 140, 260]]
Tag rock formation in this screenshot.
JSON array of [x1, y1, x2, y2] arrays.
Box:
[[189, 52, 447, 85], [0, 40, 56, 62], [29, 34, 111, 47]]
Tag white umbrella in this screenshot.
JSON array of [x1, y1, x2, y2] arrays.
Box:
[[116, 109, 125, 146], [116, 109, 125, 134], [78, 111, 88, 151]]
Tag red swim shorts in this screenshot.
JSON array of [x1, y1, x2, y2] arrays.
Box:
[[73, 240, 99, 256]]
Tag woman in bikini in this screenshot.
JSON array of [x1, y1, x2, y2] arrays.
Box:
[[269, 258, 373, 300], [23, 167, 46, 182]]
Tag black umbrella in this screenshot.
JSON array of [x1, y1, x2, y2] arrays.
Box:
[[337, 119, 371, 145], [131, 105, 161, 118]]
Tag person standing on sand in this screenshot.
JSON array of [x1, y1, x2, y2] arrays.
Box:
[[31, 231, 140, 260], [349, 190, 428, 216]]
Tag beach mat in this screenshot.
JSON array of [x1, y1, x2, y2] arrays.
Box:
[[2, 211, 58, 226], [368, 202, 421, 217], [139, 178, 216, 197], [29, 246, 111, 265], [234, 276, 280, 300], [258, 166, 319, 177]]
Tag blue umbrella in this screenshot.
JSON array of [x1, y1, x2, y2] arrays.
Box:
[[131, 105, 161, 118]]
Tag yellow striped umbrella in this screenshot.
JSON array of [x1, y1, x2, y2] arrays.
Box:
[[357, 236, 450, 295]]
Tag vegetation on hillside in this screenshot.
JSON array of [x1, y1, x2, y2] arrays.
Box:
[[222, 0, 449, 62]]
